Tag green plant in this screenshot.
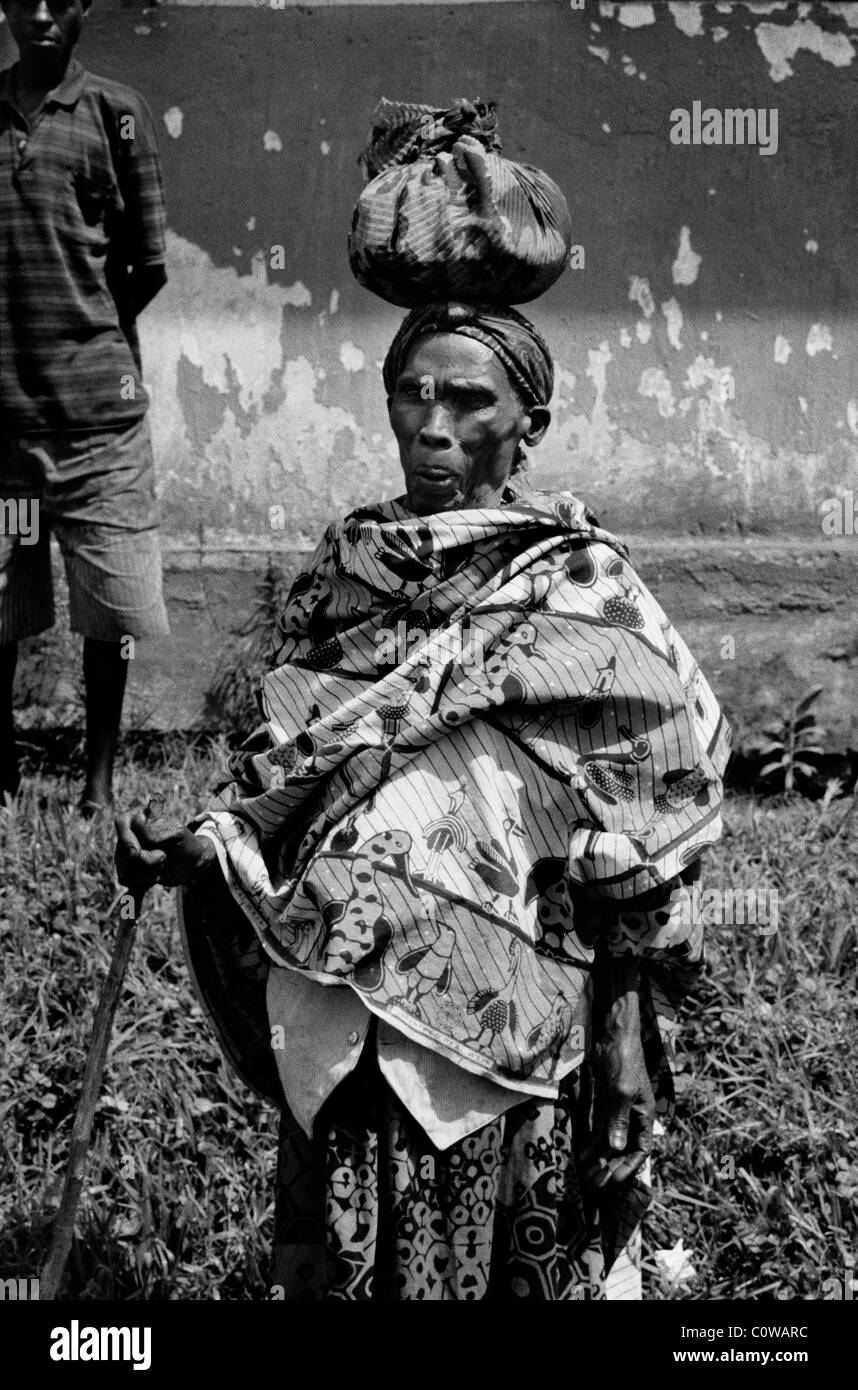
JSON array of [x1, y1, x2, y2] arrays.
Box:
[[758, 686, 827, 794]]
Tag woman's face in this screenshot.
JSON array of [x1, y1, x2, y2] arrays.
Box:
[[387, 333, 549, 514]]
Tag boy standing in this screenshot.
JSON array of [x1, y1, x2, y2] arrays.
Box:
[[0, 0, 168, 810]]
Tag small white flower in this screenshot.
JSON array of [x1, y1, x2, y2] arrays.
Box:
[[654, 1238, 696, 1288]]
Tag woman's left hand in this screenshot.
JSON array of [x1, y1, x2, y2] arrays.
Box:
[[583, 983, 655, 1189]]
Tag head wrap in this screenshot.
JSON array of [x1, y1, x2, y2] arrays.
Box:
[[382, 301, 554, 409]]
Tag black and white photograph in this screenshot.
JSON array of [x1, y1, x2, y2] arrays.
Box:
[[0, 0, 855, 1359]]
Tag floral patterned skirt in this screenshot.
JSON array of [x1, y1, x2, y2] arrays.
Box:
[[272, 1042, 647, 1301]]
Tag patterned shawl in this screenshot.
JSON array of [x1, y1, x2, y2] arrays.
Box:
[[192, 489, 730, 1096]]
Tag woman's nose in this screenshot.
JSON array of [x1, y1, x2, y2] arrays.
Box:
[[417, 405, 455, 447]]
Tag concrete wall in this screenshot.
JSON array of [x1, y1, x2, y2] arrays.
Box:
[[3, 2, 857, 744]]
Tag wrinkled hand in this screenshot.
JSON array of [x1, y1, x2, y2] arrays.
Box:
[[115, 803, 217, 896], [583, 991, 655, 1188]]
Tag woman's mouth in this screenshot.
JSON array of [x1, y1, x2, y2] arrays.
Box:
[[413, 462, 459, 484]]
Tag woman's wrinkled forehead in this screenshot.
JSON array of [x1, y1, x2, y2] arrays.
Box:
[[398, 332, 512, 388]]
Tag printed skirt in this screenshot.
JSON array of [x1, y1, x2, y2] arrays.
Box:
[[271, 1041, 647, 1301], [178, 878, 652, 1301]]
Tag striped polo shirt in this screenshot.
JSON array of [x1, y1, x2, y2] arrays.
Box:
[[0, 59, 166, 437]]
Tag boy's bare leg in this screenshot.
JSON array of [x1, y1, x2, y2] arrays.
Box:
[[82, 637, 129, 813], [0, 641, 20, 800]]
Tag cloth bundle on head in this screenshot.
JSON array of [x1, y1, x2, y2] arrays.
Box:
[[382, 300, 554, 408], [348, 97, 573, 307]]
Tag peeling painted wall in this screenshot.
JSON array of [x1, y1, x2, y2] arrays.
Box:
[[2, 2, 857, 734], [3, 0, 854, 545]]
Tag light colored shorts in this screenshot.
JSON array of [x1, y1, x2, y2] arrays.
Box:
[[0, 417, 169, 644]]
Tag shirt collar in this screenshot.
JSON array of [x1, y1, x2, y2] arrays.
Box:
[[0, 57, 86, 110]]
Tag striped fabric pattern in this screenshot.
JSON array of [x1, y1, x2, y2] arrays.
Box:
[[0, 60, 166, 435], [193, 489, 730, 1099]]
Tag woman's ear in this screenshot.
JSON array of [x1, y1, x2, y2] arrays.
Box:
[[522, 405, 550, 449]]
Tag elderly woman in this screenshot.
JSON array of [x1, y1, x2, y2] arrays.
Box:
[[116, 300, 729, 1301]]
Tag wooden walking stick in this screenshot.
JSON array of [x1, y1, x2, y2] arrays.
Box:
[[40, 799, 162, 1301]]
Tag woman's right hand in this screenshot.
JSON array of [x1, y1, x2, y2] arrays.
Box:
[[115, 807, 217, 896], [583, 953, 655, 1188], [584, 995, 655, 1188]]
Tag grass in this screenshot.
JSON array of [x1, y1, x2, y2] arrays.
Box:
[[645, 791, 858, 1300], [1, 735, 856, 1300], [0, 735, 275, 1302]]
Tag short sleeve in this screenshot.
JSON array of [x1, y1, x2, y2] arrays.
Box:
[[111, 91, 167, 268]]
